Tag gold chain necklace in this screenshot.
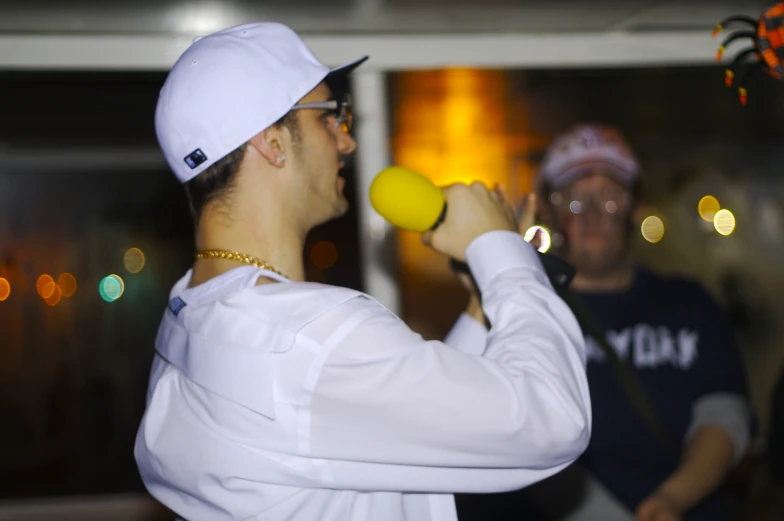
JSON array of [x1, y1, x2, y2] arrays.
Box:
[[195, 249, 288, 279]]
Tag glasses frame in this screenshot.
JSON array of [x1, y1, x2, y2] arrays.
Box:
[[290, 93, 353, 133], [549, 190, 632, 216]]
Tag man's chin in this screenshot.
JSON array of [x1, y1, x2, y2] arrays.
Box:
[[309, 200, 350, 229], [571, 251, 624, 276], [335, 200, 350, 217], [325, 198, 350, 221]]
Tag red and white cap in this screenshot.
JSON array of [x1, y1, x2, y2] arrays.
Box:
[[537, 123, 640, 191], [155, 22, 367, 183]]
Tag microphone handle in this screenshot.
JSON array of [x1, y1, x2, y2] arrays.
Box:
[[434, 203, 574, 290], [450, 253, 574, 291], [431, 203, 448, 231]]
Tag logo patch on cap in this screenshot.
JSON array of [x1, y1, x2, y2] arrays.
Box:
[[184, 149, 208, 169], [168, 296, 187, 317]]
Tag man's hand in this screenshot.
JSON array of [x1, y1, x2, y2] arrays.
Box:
[[636, 491, 683, 521], [517, 192, 541, 248], [636, 426, 737, 521], [449, 189, 539, 325], [422, 182, 517, 261]]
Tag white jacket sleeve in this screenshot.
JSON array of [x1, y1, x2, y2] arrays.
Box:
[[444, 313, 488, 355], [303, 231, 592, 493]]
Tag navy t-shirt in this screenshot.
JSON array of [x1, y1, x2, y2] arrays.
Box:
[[575, 268, 749, 521]]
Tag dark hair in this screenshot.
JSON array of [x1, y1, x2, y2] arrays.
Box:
[[183, 111, 300, 222]]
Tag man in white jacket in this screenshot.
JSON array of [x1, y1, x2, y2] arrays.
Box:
[[134, 21, 592, 521]]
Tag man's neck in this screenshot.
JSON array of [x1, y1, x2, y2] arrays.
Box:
[[569, 264, 635, 293], [190, 208, 308, 287]]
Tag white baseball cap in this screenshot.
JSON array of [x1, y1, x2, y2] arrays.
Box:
[[537, 123, 640, 191], [155, 22, 368, 183]]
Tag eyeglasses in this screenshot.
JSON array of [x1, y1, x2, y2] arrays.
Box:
[[549, 188, 632, 215], [290, 93, 353, 133]]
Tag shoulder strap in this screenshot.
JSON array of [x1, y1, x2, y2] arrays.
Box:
[[554, 287, 679, 458]]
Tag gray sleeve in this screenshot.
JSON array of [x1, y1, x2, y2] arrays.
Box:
[[684, 392, 751, 464]]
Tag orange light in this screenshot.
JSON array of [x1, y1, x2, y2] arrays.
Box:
[[392, 70, 525, 338], [58, 273, 77, 297], [698, 195, 720, 222], [124, 248, 146, 273], [0, 278, 10, 301], [36, 274, 56, 299], [44, 283, 62, 307], [310, 241, 338, 270], [393, 69, 511, 189]]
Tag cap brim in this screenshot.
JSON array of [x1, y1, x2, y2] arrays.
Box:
[[549, 162, 636, 190], [326, 56, 369, 79]]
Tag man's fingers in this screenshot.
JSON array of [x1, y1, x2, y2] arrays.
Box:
[[492, 184, 518, 226], [518, 193, 537, 235], [635, 499, 679, 521], [636, 502, 654, 521]]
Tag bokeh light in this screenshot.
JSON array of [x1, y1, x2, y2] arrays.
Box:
[[99, 274, 125, 302], [310, 241, 338, 270], [641, 216, 665, 243], [0, 278, 10, 301], [698, 195, 720, 222], [714, 209, 736, 236], [57, 273, 77, 297], [523, 226, 552, 253], [124, 248, 146, 273], [44, 284, 62, 307], [36, 274, 56, 299]]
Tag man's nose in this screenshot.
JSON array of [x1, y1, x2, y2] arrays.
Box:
[[336, 128, 356, 155]]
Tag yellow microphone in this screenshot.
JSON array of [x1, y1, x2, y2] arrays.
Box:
[[369, 165, 576, 289], [369, 166, 448, 232]]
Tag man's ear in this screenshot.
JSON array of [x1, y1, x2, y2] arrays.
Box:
[[248, 126, 286, 167]]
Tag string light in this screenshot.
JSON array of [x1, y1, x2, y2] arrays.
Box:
[[641, 216, 665, 243], [44, 284, 62, 307], [698, 196, 720, 222], [58, 273, 77, 297], [124, 248, 146, 273], [714, 209, 736, 235], [36, 274, 56, 299], [99, 274, 125, 302]]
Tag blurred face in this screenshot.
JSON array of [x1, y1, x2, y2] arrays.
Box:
[[287, 83, 357, 227], [549, 173, 633, 277]]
